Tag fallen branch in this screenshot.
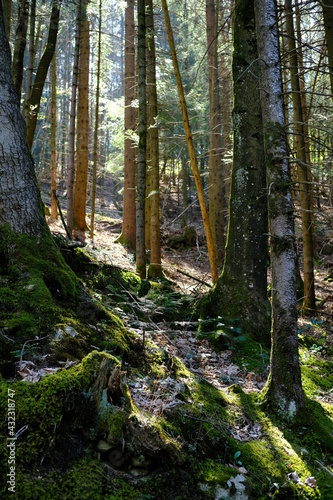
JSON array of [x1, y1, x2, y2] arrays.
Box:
[[52, 190, 72, 240], [176, 268, 212, 288]]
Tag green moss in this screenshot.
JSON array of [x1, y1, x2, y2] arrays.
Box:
[[191, 457, 235, 485], [198, 276, 271, 345]]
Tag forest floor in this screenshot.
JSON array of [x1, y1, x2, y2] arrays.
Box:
[[7, 183, 331, 499]]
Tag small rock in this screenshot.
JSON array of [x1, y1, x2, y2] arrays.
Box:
[[54, 329, 63, 341], [64, 325, 78, 337]]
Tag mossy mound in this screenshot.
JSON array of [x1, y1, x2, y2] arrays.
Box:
[[0, 228, 133, 376]]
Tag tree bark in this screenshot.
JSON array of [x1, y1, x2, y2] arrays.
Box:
[[203, 0, 270, 340], [146, 0, 162, 279], [161, 0, 218, 284], [11, 0, 29, 101], [50, 53, 57, 221], [90, 0, 102, 241], [285, 0, 316, 314], [24, 0, 36, 121], [66, 0, 81, 239], [2, 0, 12, 40], [119, 0, 136, 249], [73, 0, 89, 234], [254, 0, 304, 418], [206, 0, 225, 265], [0, 2, 46, 236], [322, 0, 333, 96], [136, 0, 147, 279], [25, 0, 62, 149]]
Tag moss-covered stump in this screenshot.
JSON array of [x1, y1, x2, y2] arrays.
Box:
[[0, 351, 184, 498]]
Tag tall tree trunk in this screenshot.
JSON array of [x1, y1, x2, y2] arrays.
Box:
[[206, 0, 225, 264], [254, 0, 304, 418], [0, 2, 45, 235], [73, 0, 89, 234], [295, 0, 317, 258], [24, 0, 36, 121], [202, 0, 270, 340], [136, 0, 147, 279], [25, 0, 62, 149], [66, 0, 81, 238], [285, 0, 316, 314], [119, 0, 136, 248], [2, 0, 12, 40], [146, 0, 162, 279], [322, 0, 333, 96], [90, 0, 102, 241], [11, 0, 29, 101], [50, 52, 57, 221], [161, 0, 218, 284]]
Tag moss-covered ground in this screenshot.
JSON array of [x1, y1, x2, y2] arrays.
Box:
[[0, 234, 332, 499]]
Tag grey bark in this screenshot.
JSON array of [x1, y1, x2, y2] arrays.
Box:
[[254, 0, 304, 417], [0, 2, 46, 236]]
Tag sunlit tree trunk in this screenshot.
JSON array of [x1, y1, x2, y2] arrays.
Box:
[[50, 52, 57, 221], [119, 0, 136, 248], [285, 0, 316, 314], [136, 0, 147, 278], [161, 0, 218, 284], [147, 0, 162, 279], [206, 0, 225, 264], [255, 0, 304, 418], [11, 0, 29, 101], [66, 0, 81, 238], [203, 0, 270, 340], [90, 0, 102, 241], [73, 0, 89, 234], [25, 0, 62, 149]]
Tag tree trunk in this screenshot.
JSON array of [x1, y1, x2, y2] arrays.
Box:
[[50, 53, 57, 221], [66, 0, 81, 239], [25, 0, 62, 149], [146, 0, 162, 279], [119, 0, 136, 249], [161, 0, 218, 284], [254, 0, 304, 418], [322, 0, 333, 96], [11, 0, 29, 101], [203, 0, 270, 340], [136, 0, 147, 279], [0, 2, 46, 236], [206, 0, 225, 265], [181, 154, 189, 228], [2, 0, 12, 40], [73, 0, 89, 234], [285, 0, 316, 314], [24, 0, 36, 121], [90, 0, 102, 242]]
